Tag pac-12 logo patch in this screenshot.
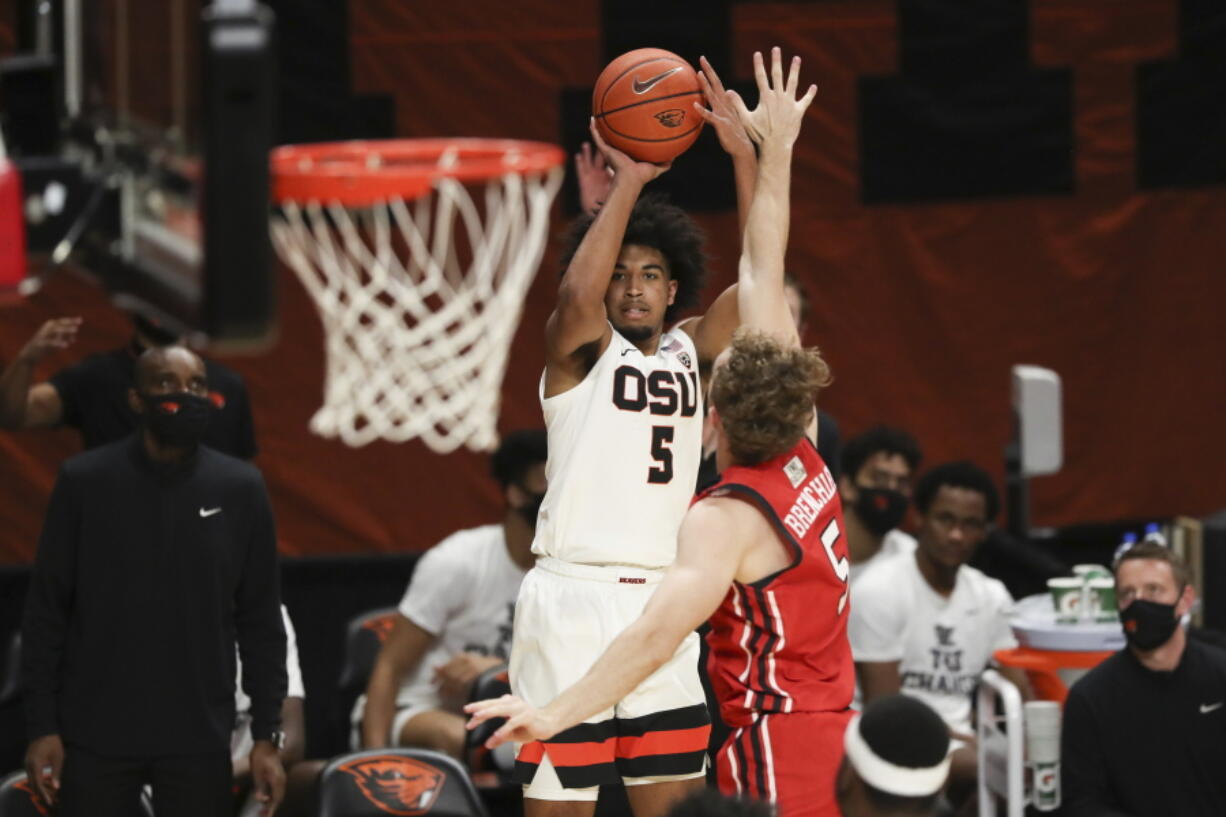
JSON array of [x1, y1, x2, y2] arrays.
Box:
[[676, 350, 692, 370], [338, 755, 445, 816], [783, 455, 808, 489], [654, 109, 685, 128]]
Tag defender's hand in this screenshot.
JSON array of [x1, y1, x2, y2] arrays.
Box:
[[729, 47, 817, 149], [464, 694, 561, 749], [693, 56, 754, 159], [24, 734, 64, 807]]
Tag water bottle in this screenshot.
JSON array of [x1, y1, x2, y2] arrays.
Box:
[[1143, 523, 1167, 547], [1112, 531, 1137, 563]]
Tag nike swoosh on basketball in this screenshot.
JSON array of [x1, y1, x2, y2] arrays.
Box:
[[199, 507, 222, 518], [1201, 702, 1223, 714], [633, 67, 682, 94]]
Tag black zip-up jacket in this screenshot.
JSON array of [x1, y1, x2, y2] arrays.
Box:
[[22, 435, 286, 756], [1061, 638, 1226, 817]]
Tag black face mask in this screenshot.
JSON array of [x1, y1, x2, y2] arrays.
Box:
[[1120, 598, 1180, 652], [140, 392, 212, 448], [853, 486, 909, 536]]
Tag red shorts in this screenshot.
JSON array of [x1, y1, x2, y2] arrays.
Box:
[[715, 710, 854, 817]]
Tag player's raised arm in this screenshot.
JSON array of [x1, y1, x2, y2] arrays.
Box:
[[463, 499, 748, 747], [544, 121, 670, 393], [733, 47, 816, 347], [680, 49, 815, 365]]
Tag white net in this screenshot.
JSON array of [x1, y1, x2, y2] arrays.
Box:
[[271, 146, 563, 451]]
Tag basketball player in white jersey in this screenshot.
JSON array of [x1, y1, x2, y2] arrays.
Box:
[[510, 49, 812, 817]]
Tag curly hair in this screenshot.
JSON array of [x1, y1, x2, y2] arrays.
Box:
[[558, 192, 709, 321], [710, 329, 833, 466], [841, 426, 923, 482]]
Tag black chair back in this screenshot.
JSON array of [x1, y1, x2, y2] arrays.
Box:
[[463, 665, 510, 774], [337, 608, 400, 695], [317, 749, 489, 817]]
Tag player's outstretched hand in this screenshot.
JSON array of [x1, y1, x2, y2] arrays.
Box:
[[589, 118, 672, 188], [693, 56, 754, 159], [729, 47, 817, 150], [18, 317, 82, 365], [464, 694, 560, 749]]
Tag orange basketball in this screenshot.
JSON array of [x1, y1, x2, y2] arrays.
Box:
[[592, 48, 704, 164]]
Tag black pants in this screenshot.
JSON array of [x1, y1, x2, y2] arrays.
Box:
[[59, 744, 232, 817]]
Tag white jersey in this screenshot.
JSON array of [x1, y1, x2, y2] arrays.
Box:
[[534, 327, 703, 568]]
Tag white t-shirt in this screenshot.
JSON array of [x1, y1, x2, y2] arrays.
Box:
[[848, 552, 1017, 734], [535, 327, 703, 568], [396, 524, 527, 712], [849, 528, 917, 586]]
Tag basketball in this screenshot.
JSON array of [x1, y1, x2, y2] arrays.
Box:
[[592, 48, 704, 164]]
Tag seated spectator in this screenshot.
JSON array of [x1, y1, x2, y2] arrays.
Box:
[[848, 461, 1031, 810], [0, 312, 256, 458], [356, 429, 546, 759], [1061, 542, 1226, 817], [836, 695, 950, 817], [838, 426, 922, 585]]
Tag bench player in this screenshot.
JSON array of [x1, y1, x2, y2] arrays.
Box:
[[473, 49, 840, 817]]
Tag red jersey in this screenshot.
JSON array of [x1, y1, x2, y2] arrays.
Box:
[[698, 438, 855, 728]]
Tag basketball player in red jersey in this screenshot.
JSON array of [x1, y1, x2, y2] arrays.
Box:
[[469, 51, 851, 817]]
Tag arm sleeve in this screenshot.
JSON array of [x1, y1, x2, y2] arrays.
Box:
[[21, 466, 79, 739], [847, 571, 907, 662], [1060, 686, 1135, 817], [398, 542, 466, 637], [235, 471, 287, 742]]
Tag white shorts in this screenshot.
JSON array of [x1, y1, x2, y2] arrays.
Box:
[[509, 557, 710, 801], [349, 694, 443, 750]]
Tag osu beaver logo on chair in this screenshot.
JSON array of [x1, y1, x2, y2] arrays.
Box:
[[654, 109, 685, 128], [15, 779, 50, 816], [338, 755, 445, 816]]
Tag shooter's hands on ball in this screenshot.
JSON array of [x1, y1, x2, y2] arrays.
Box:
[[464, 694, 560, 748], [693, 56, 754, 159], [588, 117, 672, 187], [729, 47, 817, 149]]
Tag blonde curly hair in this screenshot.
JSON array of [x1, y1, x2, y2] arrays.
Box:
[[710, 329, 832, 466]]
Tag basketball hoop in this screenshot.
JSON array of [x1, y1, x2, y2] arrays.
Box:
[[270, 138, 564, 452]]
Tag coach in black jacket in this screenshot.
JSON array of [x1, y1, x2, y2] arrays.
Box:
[[21, 345, 287, 817]]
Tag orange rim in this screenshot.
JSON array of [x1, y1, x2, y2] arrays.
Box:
[[271, 138, 566, 207]]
